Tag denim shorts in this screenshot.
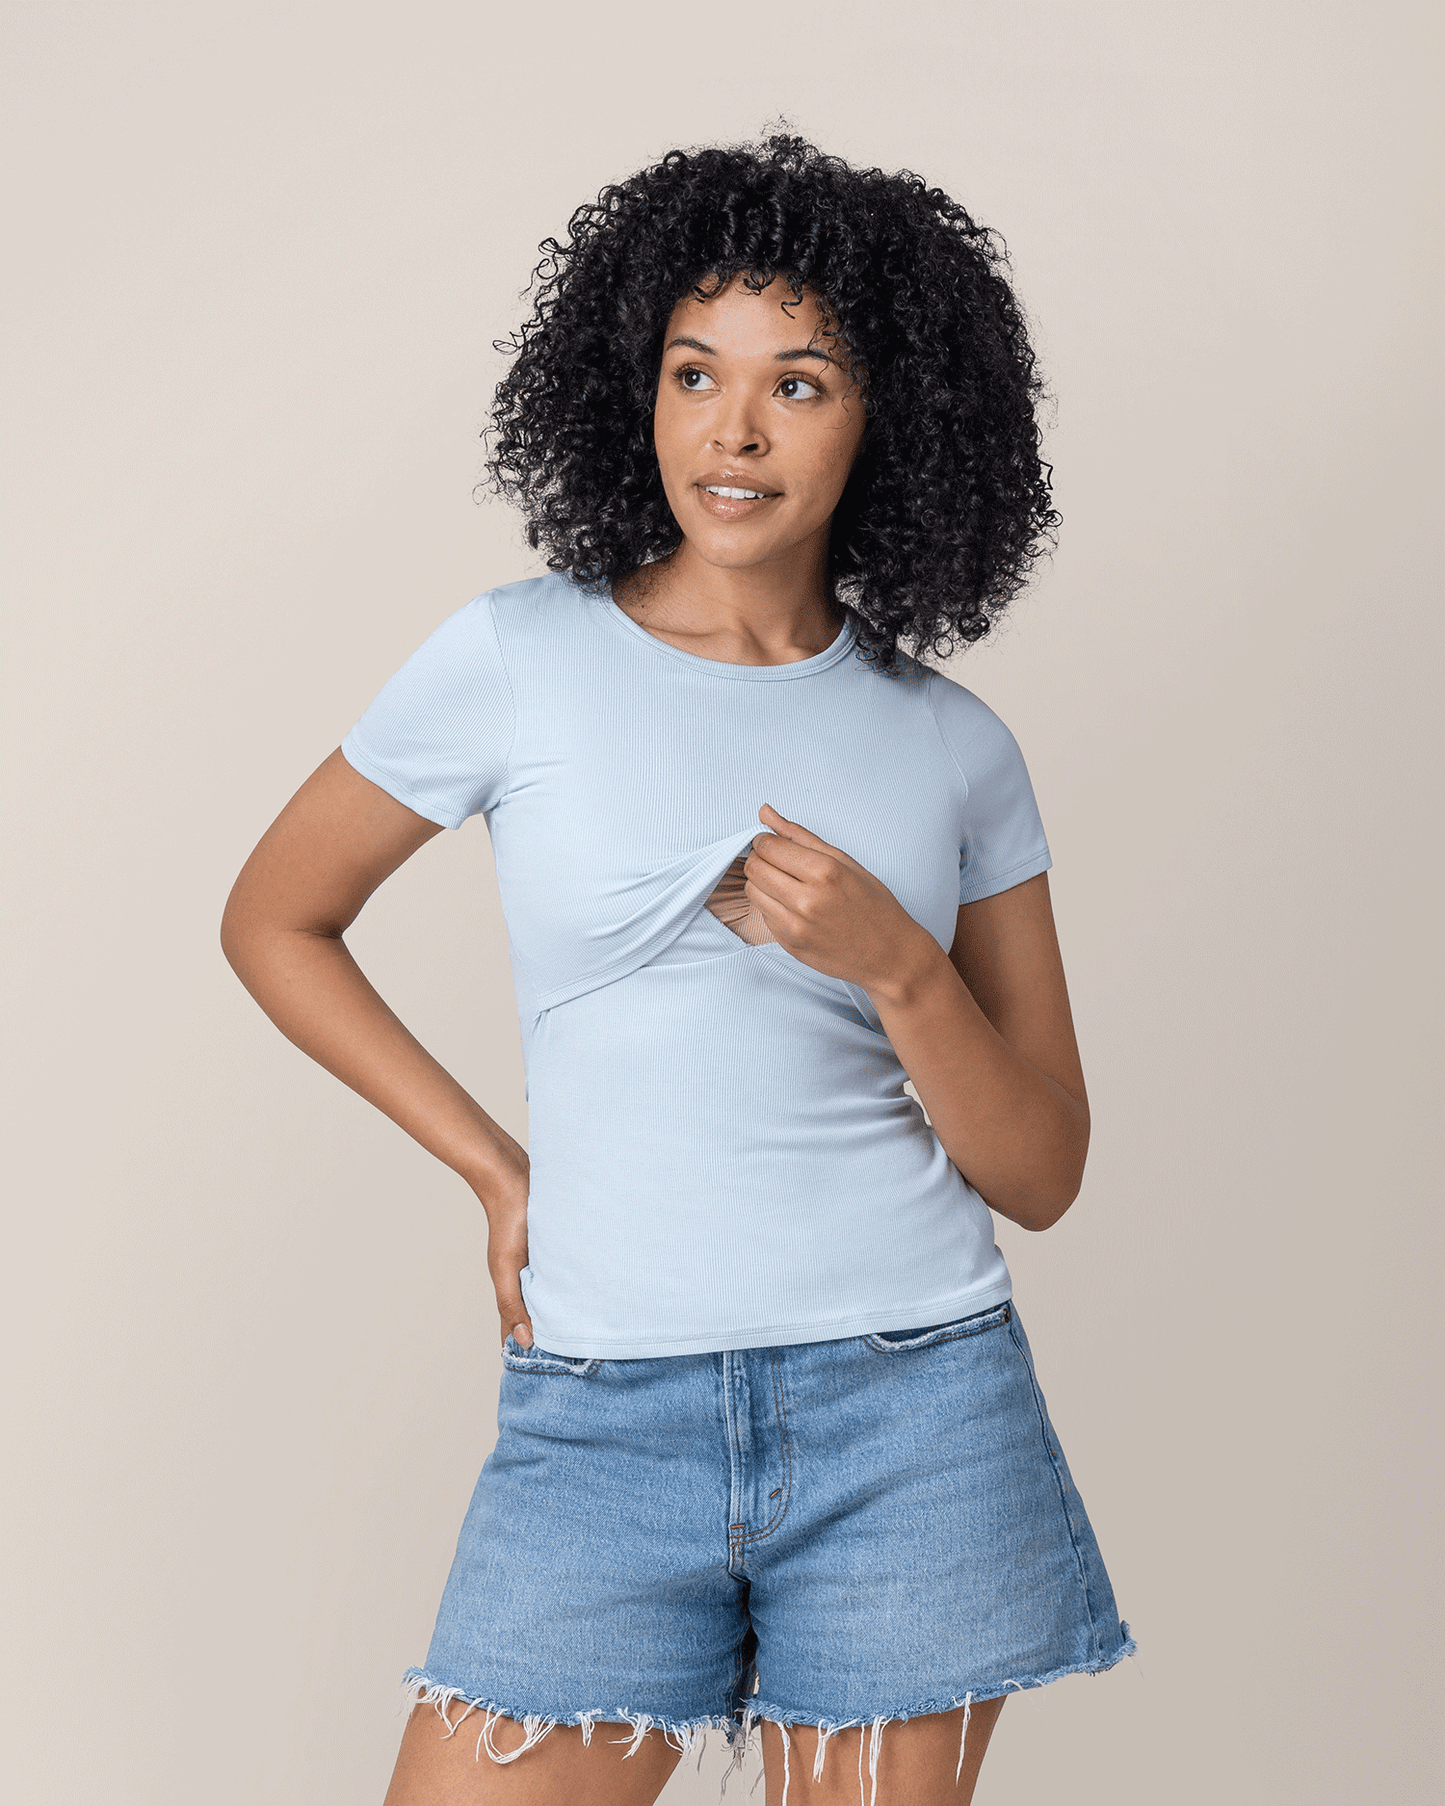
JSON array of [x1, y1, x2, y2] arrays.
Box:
[[401, 1296, 1134, 1797]]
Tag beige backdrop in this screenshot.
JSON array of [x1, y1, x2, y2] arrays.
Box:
[[3, 3, 1440, 1801]]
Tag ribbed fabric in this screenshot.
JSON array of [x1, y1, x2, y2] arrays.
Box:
[[341, 572, 1053, 1358]]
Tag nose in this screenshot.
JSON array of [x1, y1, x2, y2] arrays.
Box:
[[711, 391, 769, 458]]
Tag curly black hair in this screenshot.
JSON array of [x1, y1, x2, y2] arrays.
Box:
[[485, 132, 1058, 673]]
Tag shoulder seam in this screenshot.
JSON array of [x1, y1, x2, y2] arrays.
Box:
[[481, 590, 519, 803], [924, 668, 971, 805]]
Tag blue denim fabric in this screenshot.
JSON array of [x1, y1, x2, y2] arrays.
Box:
[[402, 1297, 1134, 1798]]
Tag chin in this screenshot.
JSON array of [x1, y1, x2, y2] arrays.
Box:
[[692, 540, 781, 572]]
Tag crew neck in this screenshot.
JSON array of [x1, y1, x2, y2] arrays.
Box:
[[598, 586, 859, 682]]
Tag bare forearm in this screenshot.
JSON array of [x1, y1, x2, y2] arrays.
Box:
[[221, 922, 526, 1203], [867, 935, 1088, 1231]]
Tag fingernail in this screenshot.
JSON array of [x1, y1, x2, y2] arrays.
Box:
[[512, 1323, 532, 1347]]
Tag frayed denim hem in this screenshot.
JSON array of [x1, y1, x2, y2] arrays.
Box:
[[741, 1623, 1139, 1806], [400, 1668, 749, 1775], [402, 1623, 1137, 1804]]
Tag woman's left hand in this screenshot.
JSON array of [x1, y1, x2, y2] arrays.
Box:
[[742, 803, 939, 998]]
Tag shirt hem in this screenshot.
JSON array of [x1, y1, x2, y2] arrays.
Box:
[[522, 1277, 1016, 1360]]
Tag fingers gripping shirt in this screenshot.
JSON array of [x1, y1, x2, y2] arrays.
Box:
[[704, 852, 777, 945], [340, 573, 1053, 1359]]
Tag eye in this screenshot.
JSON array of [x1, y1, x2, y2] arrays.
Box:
[[678, 366, 716, 391], [778, 375, 822, 400]]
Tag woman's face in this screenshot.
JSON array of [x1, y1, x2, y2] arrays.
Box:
[[651, 274, 866, 577]]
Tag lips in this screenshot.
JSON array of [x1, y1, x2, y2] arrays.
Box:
[[694, 471, 779, 522], [697, 468, 779, 496]]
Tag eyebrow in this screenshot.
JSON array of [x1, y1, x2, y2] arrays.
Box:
[[664, 335, 839, 367]]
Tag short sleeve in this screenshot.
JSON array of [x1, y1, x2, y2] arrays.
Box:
[[339, 592, 515, 829], [927, 669, 1053, 905]]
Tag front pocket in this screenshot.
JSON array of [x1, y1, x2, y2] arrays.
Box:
[[863, 1299, 1012, 1352], [500, 1335, 602, 1376]]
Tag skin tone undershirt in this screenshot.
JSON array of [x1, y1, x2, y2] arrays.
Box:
[[703, 851, 778, 946]]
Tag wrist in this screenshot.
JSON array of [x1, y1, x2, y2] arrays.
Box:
[[458, 1126, 529, 1206], [863, 926, 952, 1011]]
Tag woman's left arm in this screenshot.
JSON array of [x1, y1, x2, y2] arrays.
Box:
[[744, 806, 1088, 1232], [878, 873, 1089, 1232]]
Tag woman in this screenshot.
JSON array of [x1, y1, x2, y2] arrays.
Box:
[[222, 133, 1134, 1806]]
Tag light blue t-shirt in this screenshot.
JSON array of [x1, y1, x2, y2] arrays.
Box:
[[341, 572, 1052, 1358]]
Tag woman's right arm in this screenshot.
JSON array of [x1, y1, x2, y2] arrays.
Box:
[[219, 746, 535, 1348]]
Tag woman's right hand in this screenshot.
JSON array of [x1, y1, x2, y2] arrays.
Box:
[[480, 1158, 535, 1350]]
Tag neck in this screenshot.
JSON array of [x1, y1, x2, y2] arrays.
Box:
[[615, 534, 843, 664]]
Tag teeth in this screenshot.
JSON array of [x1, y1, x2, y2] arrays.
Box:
[[705, 486, 767, 500]]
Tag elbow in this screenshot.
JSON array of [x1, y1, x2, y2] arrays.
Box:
[[1006, 1104, 1090, 1234], [219, 883, 345, 991], [1017, 1181, 1080, 1234], [219, 877, 282, 984], [978, 1168, 1082, 1235], [218, 896, 243, 974], [218, 882, 255, 978]]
